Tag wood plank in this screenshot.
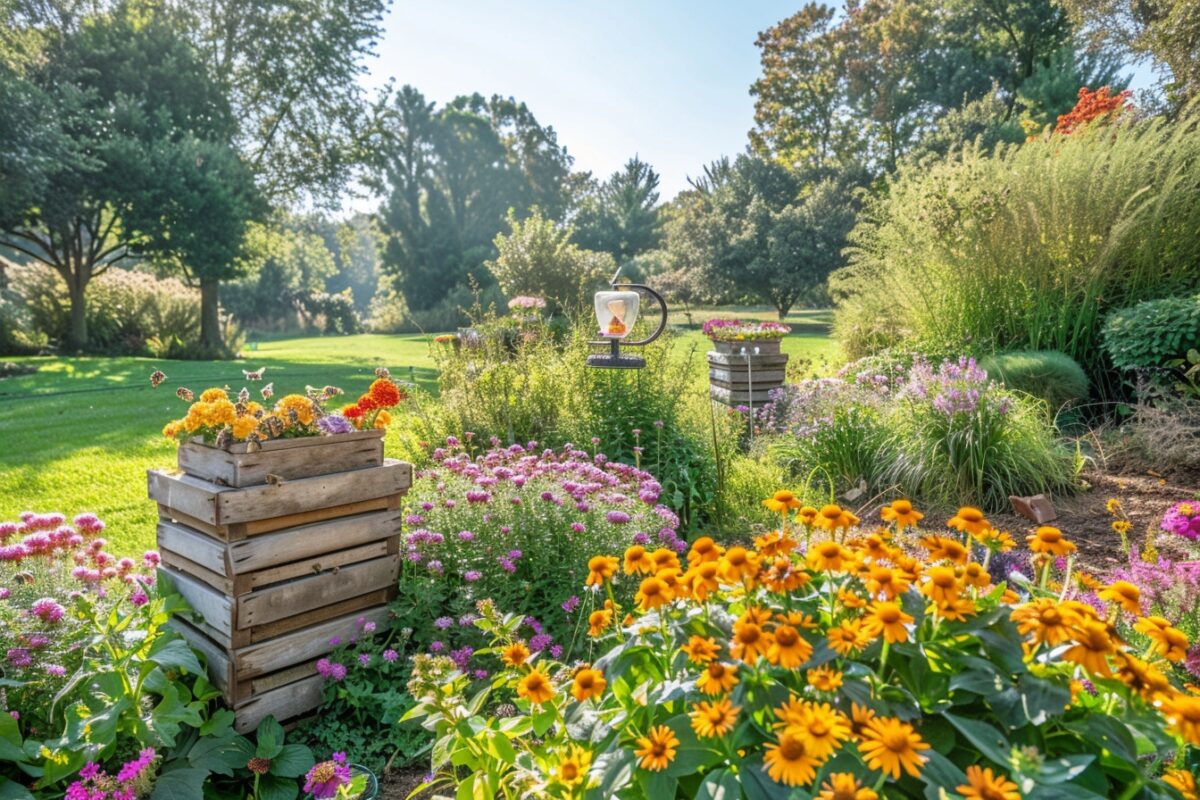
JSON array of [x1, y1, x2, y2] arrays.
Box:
[[228, 509, 400, 573], [148, 471, 224, 526], [158, 504, 232, 541], [157, 520, 229, 574], [243, 660, 319, 704], [237, 496, 395, 537], [220, 428, 382, 455], [235, 606, 391, 679], [161, 548, 233, 594], [179, 433, 384, 487], [187, 588, 392, 649], [237, 555, 400, 629], [215, 461, 411, 525], [709, 385, 776, 406], [168, 618, 232, 692], [706, 351, 789, 368], [708, 368, 787, 384], [160, 566, 234, 637], [235, 540, 394, 594], [234, 673, 325, 733]]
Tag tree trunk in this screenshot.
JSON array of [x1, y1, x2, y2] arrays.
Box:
[[200, 277, 223, 350], [66, 276, 88, 351]]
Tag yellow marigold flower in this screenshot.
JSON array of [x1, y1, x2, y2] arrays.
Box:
[[635, 576, 671, 611], [208, 399, 236, 427], [651, 548, 680, 573], [199, 388, 228, 403], [554, 744, 592, 788], [571, 667, 606, 702], [634, 725, 679, 772], [162, 420, 182, 439], [862, 601, 913, 644], [730, 621, 770, 663], [373, 410, 392, 429], [687, 536, 724, 567], [690, 697, 740, 738], [920, 534, 969, 564], [231, 415, 258, 440], [681, 635, 720, 664], [501, 641, 530, 668], [865, 565, 910, 599], [585, 555, 618, 586], [587, 608, 612, 637], [1164, 692, 1200, 745], [764, 731, 819, 787], [1164, 768, 1199, 800], [1098, 580, 1141, 615], [807, 665, 843, 692], [763, 490, 802, 513], [817, 773, 878, 800], [807, 540, 848, 572], [1062, 619, 1117, 677], [1027, 526, 1077, 556], [957, 765, 1020, 800], [516, 665, 555, 705], [857, 717, 929, 779], [827, 620, 867, 656], [276, 394, 315, 426], [696, 661, 739, 695], [623, 545, 654, 575], [765, 624, 812, 669], [880, 499, 923, 533], [1134, 616, 1190, 662], [947, 506, 991, 536], [245, 401, 264, 416]]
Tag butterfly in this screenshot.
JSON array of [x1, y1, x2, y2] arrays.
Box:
[[243, 367, 267, 381], [237, 387, 250, 404], [176, 387, 194, 402], [375, 367, 390, 379], [149, 370, 166, 388], [260, 382, 275, 401]]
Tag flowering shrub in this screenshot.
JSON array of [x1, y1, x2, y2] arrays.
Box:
[[1163, 501, 1200, 544], [404, 500, 1198, 798], [66, 748, 159, 800], [507, 296, 547, 312], [393, 438, 683, 662], [1054, 86, 1133, 136], [761, 357, 1075, 510], [161, 370, 405, 446], [702, 319, 791, 341]]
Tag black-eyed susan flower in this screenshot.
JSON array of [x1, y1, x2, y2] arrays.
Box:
[[765, 624, 812, 669], [806, 541, 848, 572], [763, 732, 819, 787], [920, 566, 961, 604], [862, 601, 914, 644], [857, 716, 929, 779], [807, 665, 843, 692], [1163, 768, 1199, 800], [1062, 619, 1117, 677], [635, 576, 671, 611], [787, 701, 851, 761], [1027, 526, 1076, 556], [947, 506, 991, 536], [816, 773, 878, 800], [585, 555, 619, 586], [794, 506, 819, 527], [880, 499, 923, 533], [920, 534, 969, 564], [865, 565, 910, 599], [1098, 580, 1142, 615], [956, 765, 1020, 800], [763, 490, 803, 514], [961, 561, 990, 589], [686, 561, 721, 600], [813, 504, 858, 533], [553, 744, 592, 788], [571, 667, 606, 702], [501, 641, 530, 668], [634, 725, 679, 771], [1114, 652, 1172, 700], [719, 546, 759, 583], [651, 548, 681, 572], [517, 665, 555, 705], [730, 621, 770, 663], [696, 661, 739, 695], [687, 536, 724, 566], [681, 635, 720, 664], [827, 620, 867, 656], [689, 697, 740, 738], [587, 608, 612, 637], [623, 545, 654, 575], [1163, 692, 1200, 745], [1134, 616, 1190, 662]]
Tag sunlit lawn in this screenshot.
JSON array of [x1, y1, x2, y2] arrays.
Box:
[[0, 311, 839, 554]]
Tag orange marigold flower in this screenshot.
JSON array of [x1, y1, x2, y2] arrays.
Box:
[[368, 377, 404, 407]]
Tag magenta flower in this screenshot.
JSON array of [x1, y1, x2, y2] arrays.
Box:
[[30, 597, 65, 623], [304, 758, 353, 799]]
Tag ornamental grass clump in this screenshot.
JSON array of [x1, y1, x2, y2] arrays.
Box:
[[393, 437, 683, 661], [403, 499, 1198, 799]]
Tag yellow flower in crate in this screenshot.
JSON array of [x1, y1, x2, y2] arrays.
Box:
[[208, 399, 236, 426], [231, 415, 258, 440], [162, 420, 182, 439], [516, 664, 555, 705], [199, 388, 228, 403], [571, 667, 606, 702], [276, 394, 315, 426], [634, 725, 679, 771], [857, 717, 929, 779], [817, 773, 878, 800], [690, 697, 740, 738], [957, 765, 1020, 800], [373, 410, 392, 429], [880, 499, 923, 533]]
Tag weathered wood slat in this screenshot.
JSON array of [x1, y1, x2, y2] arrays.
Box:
[[709, 385, 777, 404], [168, 617, 232, 691], [234, 673, 325, 733], [238, 554, 400, 629], [160, 566, 235, 637], [708, 368, 787, 384], [236, 539, 394, 594], [178, 430, 384, 487], [230, 509, 400, 573], [235, 605, 390, 679], [158, 520, 229, 574], [148, 460, 411, 526]]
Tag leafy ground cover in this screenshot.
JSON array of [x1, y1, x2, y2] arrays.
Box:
[[0, 313, 840, 553]]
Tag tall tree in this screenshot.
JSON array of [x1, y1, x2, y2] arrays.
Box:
[[572, 156, 663, 263], [0, 3, 260, 349]]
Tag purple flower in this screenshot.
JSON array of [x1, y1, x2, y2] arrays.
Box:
[[129, 588, 149, 607], [450, 646, 474, 671], [530, 633, 553, 652], [30, 597, 65, 623], [316, 658, 333, 677], [317, 415, 354, 435], [358, 653, 370, 666], [45, 664, 66, 677], [571, 522, 586, 533], [329, 662, 348, 681], [457, 530, 476, 541], [561, 595, 580, 614], [383, 649, 399, 663], [606, 511, 631, 524], [550, 644, 564, 658], [304, 758, 353, 799], [434, 616, 454, 629], [464, 570, 482, 582]]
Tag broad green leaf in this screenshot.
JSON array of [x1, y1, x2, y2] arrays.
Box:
[[187, 730, 254, 776], [271, 743, 315, 778], [0, 778, 34, 800], [145, 635, 204, 676], [149, 766, 207, 800], [257, 773, 300, 800], [255, 716, 285, 760], [942, 713, 1010, 767], [696, 768, 740, 800]]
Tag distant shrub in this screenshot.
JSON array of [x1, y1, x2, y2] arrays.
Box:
[[979, 350, 1089, 409], [1102, 294, 1200, 372], [11, 264, 200, 354]]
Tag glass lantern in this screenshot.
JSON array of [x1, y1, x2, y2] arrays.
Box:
[[587, 274, 668, 369], [594, 290, 641, 339]]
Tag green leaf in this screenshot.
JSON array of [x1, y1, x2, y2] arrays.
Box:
[[145, 635, 204, 676], [640, 769, 677, 798], [1033, 754, 1095, 785], [942, 712, 1010, 767], [270, 743, 315, 778], [149, 766, 207, 800], [1068, 715, 1137, 764], [257, 773, 300, 800], [187, 730, 255, 776], [531, 705, 557, 737], [920, 750, 967, 797], [663, 715, 721, 778], [0, 778, 34, 800], [0, 714, 24, 763], [696, 768, 740, 800], [198, 708, 237, 737], [255, 716, 285, 760], [589, 749, 635, 799], [740, 756, 791, 800]]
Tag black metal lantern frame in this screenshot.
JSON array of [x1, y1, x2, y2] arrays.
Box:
[[586, 271, 668, 369]]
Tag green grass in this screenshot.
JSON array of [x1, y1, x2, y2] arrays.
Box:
[[0, 312, 837, 554]]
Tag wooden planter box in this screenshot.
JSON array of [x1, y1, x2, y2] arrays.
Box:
[[707, 349, 789, 407], [708, 338, 784, 356], [150, 453, 410, 733], [177, 429, 384, 488]]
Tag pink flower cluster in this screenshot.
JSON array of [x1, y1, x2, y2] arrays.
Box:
[[66, 748, 158, 800], [1162, 501, 1200, 542]]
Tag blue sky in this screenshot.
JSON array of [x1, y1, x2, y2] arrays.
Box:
[[360, 1, 1159, 204]]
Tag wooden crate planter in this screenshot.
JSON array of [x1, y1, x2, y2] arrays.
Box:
[[707, 346, 789, 407], [149, 450, 411, 733]]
